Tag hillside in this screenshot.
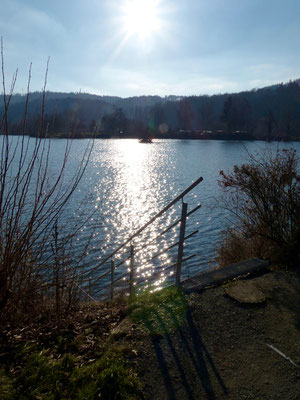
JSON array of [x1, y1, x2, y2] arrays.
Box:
[[1, 80, 300, 140]]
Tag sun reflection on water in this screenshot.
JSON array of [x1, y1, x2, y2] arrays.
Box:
[[92, 139, 179, 289]]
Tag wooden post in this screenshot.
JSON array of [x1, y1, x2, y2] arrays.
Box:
[[129, 245, 134, 298], [176, 202, 188, 285], [110, 260, 115, 301]]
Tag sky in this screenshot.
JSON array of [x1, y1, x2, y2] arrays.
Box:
[[1, 0, 300, 97]]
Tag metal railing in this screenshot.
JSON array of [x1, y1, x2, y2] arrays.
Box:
[[82, 176, 204, 301]]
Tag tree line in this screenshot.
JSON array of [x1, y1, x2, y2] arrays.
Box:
[[1, 80, 300, 140]]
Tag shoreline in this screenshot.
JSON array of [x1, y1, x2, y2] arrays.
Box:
[[3, 132, 300, 142]]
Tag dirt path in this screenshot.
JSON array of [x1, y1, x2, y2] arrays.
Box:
[[116, 269, 300, 399]]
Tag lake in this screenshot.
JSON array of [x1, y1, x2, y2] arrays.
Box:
[[5, 137, 300, 295]]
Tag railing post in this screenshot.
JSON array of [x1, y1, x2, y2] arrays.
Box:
[[176, 202, 188, 285], [88, 277, 92, 295], [110, 260, 115, 301], [129, 245, 135, 298]]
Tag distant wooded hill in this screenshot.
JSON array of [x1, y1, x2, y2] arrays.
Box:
[[1, 80, 300, 140]]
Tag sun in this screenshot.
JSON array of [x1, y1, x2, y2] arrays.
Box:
[[121, 0, 162, 40]]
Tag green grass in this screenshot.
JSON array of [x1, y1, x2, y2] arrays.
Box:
[[128, 285, 188, 336], [0, 344, 140, 400], [0, 287, 189, 399], [0, 367, 16, 400]]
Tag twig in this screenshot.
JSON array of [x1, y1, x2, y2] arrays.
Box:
[[74, 282, 98, 304], [267, 344, 299, 367]]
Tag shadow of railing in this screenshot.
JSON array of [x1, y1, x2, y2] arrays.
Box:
[[128, 287, 228, 399]]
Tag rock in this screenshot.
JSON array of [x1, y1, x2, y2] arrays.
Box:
[[225, 280, 267, 303]]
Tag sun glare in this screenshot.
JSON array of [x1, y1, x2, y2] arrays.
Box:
[[121, 0, 162, 40]]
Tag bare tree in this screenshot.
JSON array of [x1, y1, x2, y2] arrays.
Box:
[[0, 39, 94, 322]]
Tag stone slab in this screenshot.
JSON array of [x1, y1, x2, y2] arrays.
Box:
[[181, 258, 269, 293]]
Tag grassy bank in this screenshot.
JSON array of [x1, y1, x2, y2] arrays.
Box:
[[0, 299, 140, 399]]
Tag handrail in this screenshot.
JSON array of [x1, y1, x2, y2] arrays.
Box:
[[97, 253, 197, 296], [31, 177, 204, 300], [86, 176, 203, 277], [93, 229, 198, 292], [130, 203, 202, 257], [145, 230, 198, 264], [93, 177, 204, 299], [135, 254, 197, 286], [109, 204, 201, 272]]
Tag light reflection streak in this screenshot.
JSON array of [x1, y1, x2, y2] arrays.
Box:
[[91, 139, 181, 287], [88, 139, 204, 294]]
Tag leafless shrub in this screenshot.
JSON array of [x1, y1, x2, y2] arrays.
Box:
[[217, 147, 300, 267], [0, 39, 94, 324]]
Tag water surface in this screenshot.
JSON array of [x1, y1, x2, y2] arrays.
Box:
[[6, 137, 300, 294]]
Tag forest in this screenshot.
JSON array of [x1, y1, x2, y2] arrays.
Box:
[[1, 79, 300, 140]]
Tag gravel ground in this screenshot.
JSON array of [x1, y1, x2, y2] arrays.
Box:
[[119, 269, 300, 399]]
